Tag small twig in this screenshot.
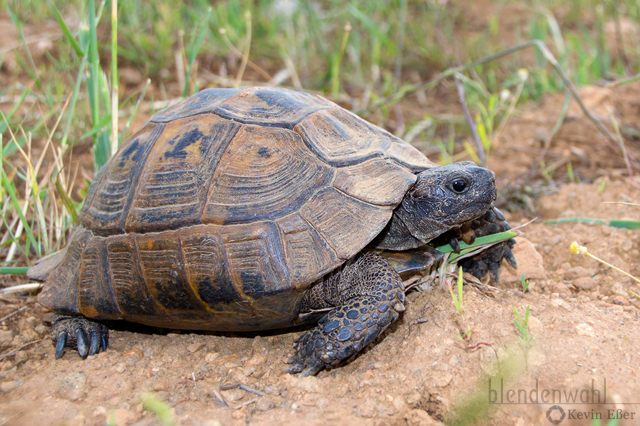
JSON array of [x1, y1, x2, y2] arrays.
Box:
[[454, 74, 485, 167], [191, 372, 197, 389], [234, 397, 259, 410], [0, 283, 43, 295], [212, 388, 229, 408], [607, 107, 634, 178], [360, 40, 620, 151], [0, 339, 42, 360], [604, 73, 640, 88], [220, 384, 266, 397], [0, 306, 26, 322]]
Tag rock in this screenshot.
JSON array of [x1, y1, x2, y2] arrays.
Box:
[[405, 409, 442, 426], [527, 349, 547, 367], [0, 330, 13, 348], [125, 355, 140, 366], [231, 409, 245, 420], [114, 363, 126, 373], [431, 372, 453, 388], [187, 342, 204, 353], [290, 376, 320, 393], [70, 414, 86, 426], [573, 277, 596, 290], [205, 352, 219, 362], [611, 295, 629, 306], [112, 409, 135, 425], [14, 351, 28, 364], [34, 324, 48, 336], [611, 283, 630, 298], [256, 398, 276, 411], [563, 266, 593, 281], [91, 406, 107, 424], [221, 388, 244, 402], [57, 372, 87, 401], [499, 238, 547, 283], [264, 385, 279, 395], [575, 324, 595, 337], [357, 399, 378, 418], [406, 390, 423, 408], [551, 298, 573, 311], [0, 379, 22, 393], [528, 316, 544, 336]]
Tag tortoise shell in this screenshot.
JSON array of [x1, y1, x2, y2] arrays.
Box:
[[38, 87, 434, 331]]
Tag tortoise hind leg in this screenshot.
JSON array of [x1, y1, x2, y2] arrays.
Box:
[[286, 252, 405, 376], [51, 315, 109, 358]]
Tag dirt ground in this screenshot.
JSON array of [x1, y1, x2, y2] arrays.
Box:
[[1, 80, 639, 426]]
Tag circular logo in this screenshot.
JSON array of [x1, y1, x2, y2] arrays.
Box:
[[546, 405, 566, 425]]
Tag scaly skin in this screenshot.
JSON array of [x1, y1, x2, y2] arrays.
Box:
[[286, 252, 406, 377]]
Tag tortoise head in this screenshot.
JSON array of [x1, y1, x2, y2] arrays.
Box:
[[397, 161, 497, 243]]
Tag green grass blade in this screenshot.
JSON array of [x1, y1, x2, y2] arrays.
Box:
[[121, 78, 151, 140], [54, 174, 79, 224], [80, 114, 112, 141], [52, 2, 84, 56], [0, 267, 29, 275], [61, 56, 88, 148], [183, 7, 212, 98], [544, 218, 640, 229], [1, 168, 40, 257], [5, 5, 41, 88], [437, 231, 518, 254]]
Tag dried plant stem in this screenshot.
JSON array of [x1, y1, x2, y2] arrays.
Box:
[[361, 40, 620, 151], [454, 74, 485, 166], [111, 0, 118, 156]]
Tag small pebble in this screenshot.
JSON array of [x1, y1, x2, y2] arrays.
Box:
[[611, 296, 629, 306], [575, 324, 595, 337], [0, 330, 13, 348], [573, 277, 596, 291], [57, 372, 87, 401], [256, 398, 276, 411], [14, 351, 28, 364], [0, 379, 22, 393], [187, 343, 204, 353]]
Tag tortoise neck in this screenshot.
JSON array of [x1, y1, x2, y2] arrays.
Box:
[[369, 208, 426, 251]]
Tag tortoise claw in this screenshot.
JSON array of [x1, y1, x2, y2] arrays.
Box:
[[51, 315, 109, 359], [450, 238, 461, 254], [76, 329, 89, 358], [89, 331, 101, 356], [54, 332, 67, 359], [101, 331, 109, 351], [504, 247, 518, 269]]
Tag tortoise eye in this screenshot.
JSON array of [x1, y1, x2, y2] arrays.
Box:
[[452, 180, 467, 193]]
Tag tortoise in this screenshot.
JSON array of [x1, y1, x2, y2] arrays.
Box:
[[29, 86, 515, 376]]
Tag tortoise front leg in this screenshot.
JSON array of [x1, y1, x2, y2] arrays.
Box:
[[51, 315, 109, 358], [286, 252, 405, 377]]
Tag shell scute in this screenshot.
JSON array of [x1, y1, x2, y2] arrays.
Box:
[[213, 87, 333, 127], [125, 115, 241, 232], [150, 88, 240, 122], [202, 125, 333, 225]]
